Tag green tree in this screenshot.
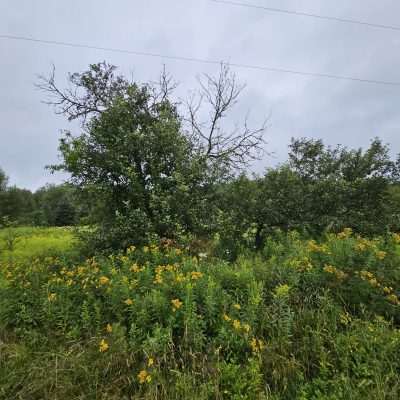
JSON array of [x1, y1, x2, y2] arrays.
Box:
[[287, 137, 399, 235], [38, 63, 266, 250], [0, 186, 35, 224], [34, 184, 80, 226], [0, 167, 8, 191]]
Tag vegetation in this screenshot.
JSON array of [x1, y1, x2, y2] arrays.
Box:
[[1, 230, 399, 399], [1, 63, 400, 398], [0, 226, 77, 263]]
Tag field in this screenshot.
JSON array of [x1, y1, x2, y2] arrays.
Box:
[[0, 229, 400, 399], [0, 226, 77, 263]]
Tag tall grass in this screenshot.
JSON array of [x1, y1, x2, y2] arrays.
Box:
[[0, 230, 399, 399]]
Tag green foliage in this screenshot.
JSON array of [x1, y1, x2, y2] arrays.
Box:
[[0, 186, 36, 225], [33, 184, 81, 226], [0, 231, 399, 399], [0, 167, 7, 192]]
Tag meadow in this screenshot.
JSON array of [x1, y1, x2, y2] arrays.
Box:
[[0, 226, 77, 263], [0, 228, 399, 399]]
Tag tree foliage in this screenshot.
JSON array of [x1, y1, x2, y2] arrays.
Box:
[[38, 62, 267, 250]]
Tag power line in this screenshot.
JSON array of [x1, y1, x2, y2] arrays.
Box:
[[211, 0, 400, 32], [1, 33, 400, 87]]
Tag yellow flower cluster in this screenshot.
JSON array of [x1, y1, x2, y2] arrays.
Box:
[[47, 292, 57, 302], [386, 293, 400, 305], [250, 337, 265, 353], [392, 233, 400, 244], [171, 298, 183, 311], [124, 298, 134, 306], [99, 276, 110, 285], [358, 270, 381, 288], [154, 264, 180, 284], [138, 369, 151, 384], [126, 245, 136, 254], [354, 237, 375, 252], [323, 265, 348, 281], [307, 240, 330, 254], [99, 339, 109, 352], [337, 228, 353, 239], [190, 271, 203, 280], [376, 251, 387, 260], [288, 257, 313, 272], [130, 263, 145, 273], [223, 314, 251, 333]]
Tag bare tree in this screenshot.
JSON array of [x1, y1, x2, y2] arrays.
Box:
[[36, 62, 131, 123], [36, 62, 179, 125], [186, 64, 268, 170]]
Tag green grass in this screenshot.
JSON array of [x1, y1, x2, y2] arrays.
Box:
[[0, 226, 77, 263]]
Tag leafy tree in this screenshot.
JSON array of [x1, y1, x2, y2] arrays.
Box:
[[286, 137, 399, 235], [0, 186, 35, 224], [0, 167, 8, 191], [38, 62, 266, 250], [34, 184, 79, 226]]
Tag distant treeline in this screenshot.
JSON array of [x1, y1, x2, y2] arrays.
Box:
[[0, 172, 87, 226]]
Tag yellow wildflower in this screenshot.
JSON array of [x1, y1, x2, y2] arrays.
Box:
[[126, 245, 136, 254], [154, 274, 163, 284], [337, 228, 352, 239], [323, 265, 336, 274], [250, 337, 265, 353], [223, 314, 231, 322], [369, 278, 379, 288], [143, 246, 149, 253], [124, 298, 134, 306], [171, 298, 183, 311], [233, 303, 241, 310], [130, 264, 141, 273], [376, 251, 387, 260], [359, 270, 374, 280], [99, 276, 110, 285], [232, 319, 241, 330], [243, 323, 251, 333], [138, 369, 151, 384], [190, 271, 203, 280], [175, 273, 185, 283], [47, 293, 57, 302], [147, 358, 154, 367], [106, 323, 113, 333], [383, 286, 393, 294], [386, 294, 400, 305], [392, 233, 400, 244], [99, 339, 109, 352]]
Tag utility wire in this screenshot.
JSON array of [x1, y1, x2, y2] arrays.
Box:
[[1, 33, 400, 86], [211, 0, 400, 32]]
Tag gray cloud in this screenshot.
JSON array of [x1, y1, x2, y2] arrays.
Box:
[[1, 0, 399, 190]]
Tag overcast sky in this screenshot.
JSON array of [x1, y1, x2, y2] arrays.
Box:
[[1, 0, 399, 190]]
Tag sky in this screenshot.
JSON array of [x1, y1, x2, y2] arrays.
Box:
[[1, 0, 399, 191]]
